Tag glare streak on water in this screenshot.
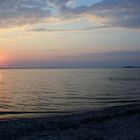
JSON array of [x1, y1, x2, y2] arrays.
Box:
[[0, 68, 140, 118]]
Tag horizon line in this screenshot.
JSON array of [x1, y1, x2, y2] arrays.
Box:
[[0, 66, 140, 69]]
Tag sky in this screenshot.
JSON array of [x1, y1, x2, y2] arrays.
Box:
[[0, 0, 140, 67]]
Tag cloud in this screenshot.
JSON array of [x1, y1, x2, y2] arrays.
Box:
[[0, 0, 140, 29], [83, 51, 140, 61], [60, 0, 140, 29], [47, 0, 72, 7], [56, 51, 140, 67], [0, 0, 50, 28], [28, 26, 104, 32], [4, 51, 140, 68]]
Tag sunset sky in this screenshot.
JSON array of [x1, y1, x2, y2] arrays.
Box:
[[0, 0, 140, 67]]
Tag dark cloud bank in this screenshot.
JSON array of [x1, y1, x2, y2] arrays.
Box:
[[4, 51, 140, 68]]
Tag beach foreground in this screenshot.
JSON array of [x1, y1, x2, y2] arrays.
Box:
[[0, 104, 140, 140]]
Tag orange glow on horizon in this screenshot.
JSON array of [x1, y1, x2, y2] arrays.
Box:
[[0, 54, 9, 67]]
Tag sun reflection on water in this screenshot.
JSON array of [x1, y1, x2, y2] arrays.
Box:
[[0, 70, 12, 112]]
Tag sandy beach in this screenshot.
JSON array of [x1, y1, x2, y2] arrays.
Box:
[[0, 104, 140, 140]]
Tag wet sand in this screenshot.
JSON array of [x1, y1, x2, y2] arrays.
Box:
[[0, 104, 140, 140]]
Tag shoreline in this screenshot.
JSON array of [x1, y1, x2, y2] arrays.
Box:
[[0, 104, 140, 140]]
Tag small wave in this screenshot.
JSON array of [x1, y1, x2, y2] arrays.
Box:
[[0, 82, 6, 85], [103, 99, 140, 104], [0, 111, 71, 115], [107, 77, 140, 81]]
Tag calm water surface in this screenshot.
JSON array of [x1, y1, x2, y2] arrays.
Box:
[[0, 68, 140, 118]]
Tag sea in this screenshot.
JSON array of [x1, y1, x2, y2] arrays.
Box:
[[0, 68, 140, 119]]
